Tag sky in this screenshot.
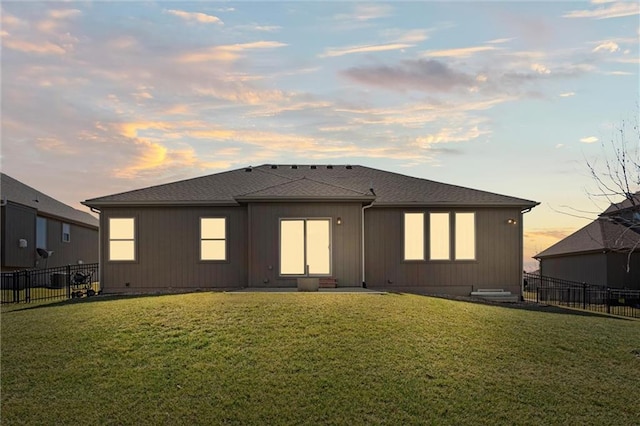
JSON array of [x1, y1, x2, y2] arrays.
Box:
[[1, 1, 639, 271]]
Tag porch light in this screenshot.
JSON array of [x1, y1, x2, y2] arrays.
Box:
[[337, 217, 342, 225], [507, 218, 517, 225]]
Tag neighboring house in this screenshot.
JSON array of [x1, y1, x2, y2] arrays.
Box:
[[535, 196, 640, 289], [83, 164, 538, 296], [1, 173, 99, 271]]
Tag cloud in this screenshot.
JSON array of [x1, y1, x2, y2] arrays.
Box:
[[559, 92, 575, 97], [593, 41, 620, 52], [563, 2, 639, 19], [531, 63, 551, 74], [114, 140, 229, 179], [165, 9, 223, 25], [320, 42, 413, 58], [179, 41, 287, 63], [342, 59, 475, 93], [422, 46, 499, 58], [2, 38, 66, 55], [335, 4, 393, 22], [49, 9, 82, 19], [486, 38, 515, 44], [415, 125, 488, 146], [606, 71, 633, 75], [580, 136, 599, 143], [525, 229, 572, 241]]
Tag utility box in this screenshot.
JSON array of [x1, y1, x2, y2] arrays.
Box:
[[297, 277, 319, 292], [50, 273, 67, 289]]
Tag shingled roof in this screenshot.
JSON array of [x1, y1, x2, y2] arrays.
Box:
[[83, 164, 538, 208], [535, 218, 640, 259], [1, 173, 98, 228]]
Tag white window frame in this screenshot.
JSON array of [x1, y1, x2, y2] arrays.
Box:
[[108, 217, 136, 261], [429, 212, 451, 261], [36, 216, 47, 249], [62, 223, 71, 243], [403, 212, 425, 261], [454, 212, 476, 261], [279, 218, 332, 277], [200, 217, 227, 261]]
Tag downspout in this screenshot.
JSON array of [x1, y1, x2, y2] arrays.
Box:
[[361, 201, 374, 287], [88, 206, 102, 292]]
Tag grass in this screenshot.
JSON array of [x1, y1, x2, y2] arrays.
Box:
[[2, 293, 639, 425]]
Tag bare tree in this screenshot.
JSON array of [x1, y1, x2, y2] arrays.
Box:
[[585, 117, 640, 211], [585, 116, 640, 273]]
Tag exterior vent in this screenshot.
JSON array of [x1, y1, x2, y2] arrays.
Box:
[[245, 167, 252, 172], [292, 165, 298, 169], [270, 165, 278, 169], [310, 165, 317, 169], [327, 165, 333, 169], [346, 165, 352, 169]]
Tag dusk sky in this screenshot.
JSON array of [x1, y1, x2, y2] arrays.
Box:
[[2, 1, 638, 270]]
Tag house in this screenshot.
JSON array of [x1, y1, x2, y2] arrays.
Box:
[[1, 173, 99, 271], [82, 164, 538, 296], [534, 195, 640, 289]]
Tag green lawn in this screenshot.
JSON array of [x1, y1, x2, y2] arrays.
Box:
[[2, 293, 639, 425]]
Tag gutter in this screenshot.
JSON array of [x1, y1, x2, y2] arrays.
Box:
[[361, 201, 374, 287]]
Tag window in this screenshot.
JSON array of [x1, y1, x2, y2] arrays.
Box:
[[429, 213, 450, 260], [404, 213, 424, 260], [62, 223, 71, 243], [280, 219, 330, 275], [109, 218, 135, 261], [201, 218, 226, 261], [455, 213, 475, 260], [36, 217, 47, 249]]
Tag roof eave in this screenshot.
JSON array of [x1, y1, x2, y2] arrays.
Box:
[[234, 195, 376, 203], [371, 201, 539, 208], [81, 200, 241, 208]]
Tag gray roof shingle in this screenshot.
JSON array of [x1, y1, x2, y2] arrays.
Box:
[[1, 173, 98, 228], [534, 218, 640, 258], [83, 164, 538, 208]]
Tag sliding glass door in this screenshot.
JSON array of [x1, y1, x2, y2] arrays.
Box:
[[280, 219, 331, 276]]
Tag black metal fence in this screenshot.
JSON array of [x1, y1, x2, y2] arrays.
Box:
[[523, 273, 640, 319], [1, 263, 100, 304]]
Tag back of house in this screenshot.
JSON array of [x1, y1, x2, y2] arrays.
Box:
[[83, 164, 538, 297]]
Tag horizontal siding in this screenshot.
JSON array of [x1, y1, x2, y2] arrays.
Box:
[[43, 218, 98, 268], [100, 206, 247, 293], [540, 254, 607, 285], [365, 207, 523, 296], [248, 202, 362, 287]]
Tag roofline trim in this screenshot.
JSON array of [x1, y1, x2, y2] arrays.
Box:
[[369, 201, 540, 208], [81, 200, 241, 208], [234, 195, 377, 202]]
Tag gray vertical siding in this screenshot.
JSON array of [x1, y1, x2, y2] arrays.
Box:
[[2, 203, 37, 270], [100, 206, 247, 293], [364, 207, 524, 296], [248, 202, 362, 287]]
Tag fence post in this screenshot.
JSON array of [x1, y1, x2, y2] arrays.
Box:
[[606, 288, 611, 314], [13, 272, 19, 303], [66, 264, 72, 299], [25, 270, 31, 303], [582, 283, 586, 310]]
